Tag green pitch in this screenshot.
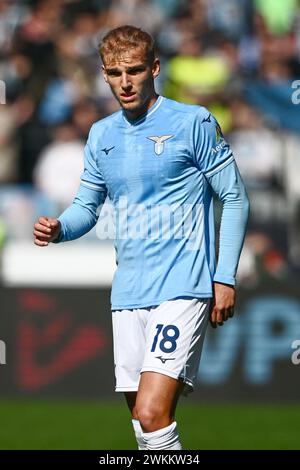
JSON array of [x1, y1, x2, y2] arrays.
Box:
[[0, 400, 299, 450]]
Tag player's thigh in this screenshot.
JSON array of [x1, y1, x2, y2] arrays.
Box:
[[136, 371, 185, 418], [141, 298, 210, 390], [112, 308, 146, 392]]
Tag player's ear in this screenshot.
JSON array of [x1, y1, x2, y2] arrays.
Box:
[[102, 65, 108, 83], [152, 58, 160, 79]]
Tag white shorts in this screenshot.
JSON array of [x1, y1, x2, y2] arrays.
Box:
[[112, 298, 211, 394]]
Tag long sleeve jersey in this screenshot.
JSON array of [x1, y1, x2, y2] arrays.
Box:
[[57, 97, 250, 309]]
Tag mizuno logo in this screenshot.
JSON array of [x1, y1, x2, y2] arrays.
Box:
[[101, 146, 115, 155], [147, 134, 173, 155], [155, 356, 176, 364], [202, 113, 211, 123]]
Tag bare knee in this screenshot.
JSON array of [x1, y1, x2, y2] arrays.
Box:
[[137, 403, 172, 433]]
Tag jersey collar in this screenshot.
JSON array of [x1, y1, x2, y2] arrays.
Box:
[[122, 95, 164, 127]]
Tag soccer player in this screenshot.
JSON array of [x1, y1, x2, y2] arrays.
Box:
[[33, 25, 249, 450]]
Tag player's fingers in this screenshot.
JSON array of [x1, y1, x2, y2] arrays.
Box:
[[47, 217, 59, 228], [33, 230, 51, 239], [228, 308, 234, 318], [38, 216, 51, 227], [216, 309, 224, 324], [34, 222, 51, 233], [33, 224, 51, 236], [222, 311, 229, 321], [210, 307, 218, 323], [223, 307, 234, 321], [34, 238, 49, 247], [210, 307, 218, 329]]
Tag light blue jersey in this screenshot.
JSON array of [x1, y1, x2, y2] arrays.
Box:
[[57, 96, 249, 309]]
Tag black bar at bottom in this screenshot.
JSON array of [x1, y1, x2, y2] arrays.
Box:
[[0, 450, 299, 467]]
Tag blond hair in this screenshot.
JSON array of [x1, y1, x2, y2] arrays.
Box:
[[99, 25, 156, 65]]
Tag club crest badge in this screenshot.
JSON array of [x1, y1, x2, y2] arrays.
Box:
[[147, 135, 173, 155]]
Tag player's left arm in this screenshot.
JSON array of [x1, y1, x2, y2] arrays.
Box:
[[192, 110, 250, 327], [208, 161, 249, 328]]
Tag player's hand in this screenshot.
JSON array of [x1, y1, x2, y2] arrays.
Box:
[[210, 282, 235, 329], [33, 216, 61, 247]]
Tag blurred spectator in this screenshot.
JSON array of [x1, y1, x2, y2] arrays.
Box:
[[0, 215, 6, 283], [255, 0, 298, 36], [248, 231, 288, 280], [106, 0, 164, 33], [152, 0, 181, 18], [72, 99, 101, 139], [204, 0, 254, 40], [33, 122, 84, 209], [284, 134, 300, 268], [0, 101, 18, 183], [244, 76, 300, 134], [17, 95, 50, 184], [0, 0, 29, 55], [228, 99, 283, 191], [18, 0, 63, 44], [243, 12, 300, 132], [164, 34, 230, 102], [163, 32, 232, 128]]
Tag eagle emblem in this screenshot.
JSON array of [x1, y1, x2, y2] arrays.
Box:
[[147, 135, 173, 155]]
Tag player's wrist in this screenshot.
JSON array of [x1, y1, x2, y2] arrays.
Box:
[[51, 220, 62, 243], [213, 281, 235, 290]]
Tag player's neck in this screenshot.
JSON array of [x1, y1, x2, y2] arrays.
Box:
[[124, 93, 159, 122]]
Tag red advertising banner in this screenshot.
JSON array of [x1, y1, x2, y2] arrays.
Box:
[[1, 282, 300, 401]]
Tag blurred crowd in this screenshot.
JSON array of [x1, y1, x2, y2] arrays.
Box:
[[0, 0, 300, 284]]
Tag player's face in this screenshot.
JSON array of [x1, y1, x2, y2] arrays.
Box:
[[102, 48, 160, 120]]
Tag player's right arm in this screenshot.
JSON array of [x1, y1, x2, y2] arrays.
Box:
[[33, 126, 107, 247]]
